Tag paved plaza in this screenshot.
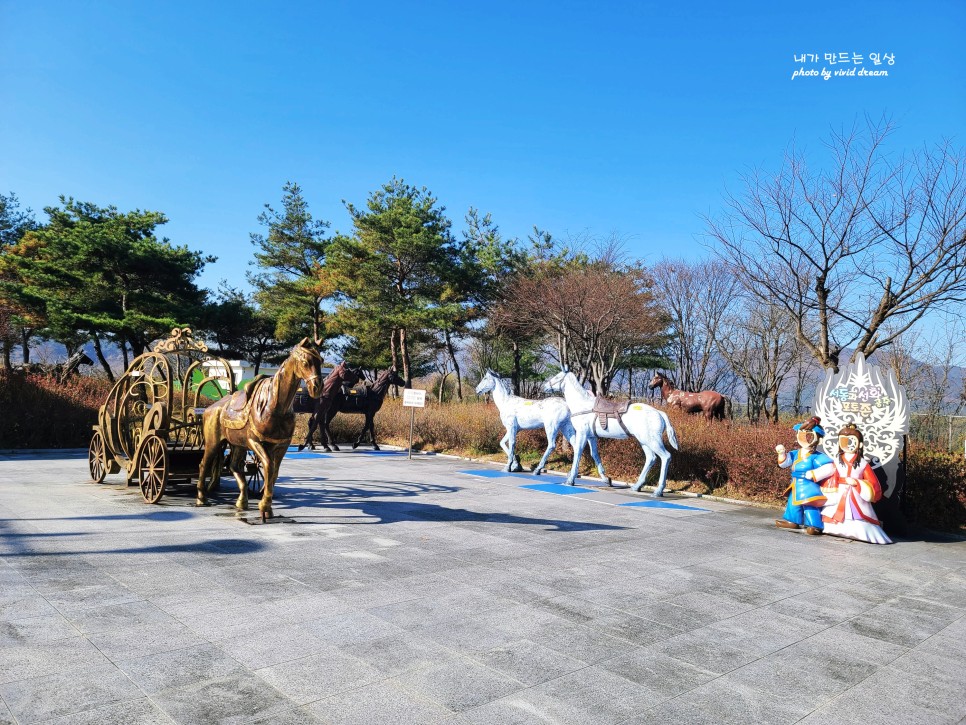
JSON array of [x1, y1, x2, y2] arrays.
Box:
[[0, 448, 964, 724]]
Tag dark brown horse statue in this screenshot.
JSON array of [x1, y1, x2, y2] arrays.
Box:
[[322, 367, 406, 451], [298, 362, 362, 452], [648, 372, 731, 421], [197, 339, 324, 521]]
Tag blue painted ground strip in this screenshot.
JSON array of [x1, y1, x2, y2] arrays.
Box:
[[618, 500, 706, 511], [458, 468, 708, 511], [519, 483, 597, 495], [284, 452, 332, 460]]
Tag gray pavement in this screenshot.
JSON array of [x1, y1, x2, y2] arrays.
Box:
[[0, 447, 964, 724]]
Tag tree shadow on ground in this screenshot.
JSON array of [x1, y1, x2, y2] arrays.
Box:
[[291, 498, 628, 532], [0, 537, 264, 558]]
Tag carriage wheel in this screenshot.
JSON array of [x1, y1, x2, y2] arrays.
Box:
[[246, 450, 265, 497], [88, 431, 107, 484], [136, 434, 168, 504]]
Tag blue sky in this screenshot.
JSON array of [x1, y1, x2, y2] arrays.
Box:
[[2, 0, 964, 291]]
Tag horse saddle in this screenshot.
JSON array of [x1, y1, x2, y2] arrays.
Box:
[[342, 384, 370, 400], [223, 376, 269, 429], [591, 396, 630, 431]]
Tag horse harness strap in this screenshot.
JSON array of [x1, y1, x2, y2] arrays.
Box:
[[574, 397, 633, 436]]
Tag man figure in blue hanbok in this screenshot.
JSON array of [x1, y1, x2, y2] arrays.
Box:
[[775, 416, 834, 535]]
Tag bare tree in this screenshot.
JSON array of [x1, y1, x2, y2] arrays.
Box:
[[708, 119, 966, 372], [717, 300, 807, 422], [498, 259, 668, 395], [651, 258, 739, 391]]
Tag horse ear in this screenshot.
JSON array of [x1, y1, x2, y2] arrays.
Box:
[[297, 337, 309, 347]]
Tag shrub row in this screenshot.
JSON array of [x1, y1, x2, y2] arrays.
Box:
[[0, 371, 110, 449]]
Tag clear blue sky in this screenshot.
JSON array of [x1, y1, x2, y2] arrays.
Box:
[[2, 0, 964, 291]]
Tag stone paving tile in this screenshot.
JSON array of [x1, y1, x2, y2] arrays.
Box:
[[798, 665, 966, 724], [394, 656, 524, 713], [116, 643, 249, 694], [309, 680, 454, 724], [0, 698, 14, 725], [649, 628, 762, 675], [255, 648, 384, 704], [86, 619, 207, 661], [0, 637, 112, 685], [0, 613, 80, 645], [470, 638, 588, 686], [623, 676, 811, 724], [35, 697, 171, 724], [0, 594, 61, 622], [152, 672, 295, 724], [63, 599, 179, 635], [338, 632, 455, 677], [0, 662, 142, 724], [597, 649, 718, 697], [246, 706, 325, 724]]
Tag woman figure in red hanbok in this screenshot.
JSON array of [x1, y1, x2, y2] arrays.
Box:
[[820, 423, 892, 545]]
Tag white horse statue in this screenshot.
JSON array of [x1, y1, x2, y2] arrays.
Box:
[[543, 369, 679, 495], [475, 370, 578, 475]]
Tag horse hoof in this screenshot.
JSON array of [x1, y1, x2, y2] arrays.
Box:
[[373, 446, 380, 452], [297, 444, 306, 452], [604, 477, 613, 487], [195, 498, 208, 507], [236, 501, 249, 511], [323, 447, 332, 453], [331, 445, 340, 452], [652, 490, 664, 498], [352, 443, 359, 450]]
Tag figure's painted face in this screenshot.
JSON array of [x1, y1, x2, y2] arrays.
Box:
[[839, 435, 860, 454], [543, 371, 565, 393], [796, 429, 818, 448]]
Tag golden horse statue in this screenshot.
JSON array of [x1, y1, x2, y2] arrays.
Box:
[[196, 339, 324, 521]]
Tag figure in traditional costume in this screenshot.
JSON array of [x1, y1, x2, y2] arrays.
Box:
[[820, 423, 892, 544], [775, 416, 834, 535]]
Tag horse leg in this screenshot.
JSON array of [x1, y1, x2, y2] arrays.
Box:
[[323, 409, 339, 452], [633, 446, 657, 494], [653, 446, 672, 497], [248, 441, 274, 521], [587, 436, 611, 486], [299, 413, 316, 452], [506, 423, 523, 472], [533, 422, 557, 475], [565, 429, 587, 485], [368, 414, 380, 451], [229, 446, 249, 510], [499, 428, 514, 472], [196, 441, 221, 506]]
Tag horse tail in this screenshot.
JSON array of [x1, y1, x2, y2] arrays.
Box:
[[659, 410, 679, 450]]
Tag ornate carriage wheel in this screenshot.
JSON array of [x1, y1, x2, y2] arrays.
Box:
[[136, 434, 169, 504], [88, 431, 107, 484], [246, 450, 265, 497]]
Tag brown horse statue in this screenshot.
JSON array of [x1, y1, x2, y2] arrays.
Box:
[[197, 339, 324, 521], [648, 371, 731, 421], [298, 362, 362, 452], [322, 367, 406, 450]]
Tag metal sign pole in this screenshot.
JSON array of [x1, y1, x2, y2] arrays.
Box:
[[409, 406, 415, 459]]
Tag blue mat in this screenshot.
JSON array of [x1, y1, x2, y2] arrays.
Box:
[[519, 483, 597, 495], [457, 469, 547, 480], [284, 452, 332, 460], [353, 450, 406, 456], [618, 500, 706, 511]]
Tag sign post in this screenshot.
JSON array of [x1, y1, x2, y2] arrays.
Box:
[[401, 388, 426, 459]]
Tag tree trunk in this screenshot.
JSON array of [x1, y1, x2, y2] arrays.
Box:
[[438, 371, 449, 403], [399, 327, 412, 388], [511, 340, 522, 396], [0, 338, 10, 369], [120, 337, 130, 371], [20, 328, 31, 365], [389, 329, 400, 398], [443, 328, 463, 401], [627, 367, 633, 399], [91, 335, 115, 383]]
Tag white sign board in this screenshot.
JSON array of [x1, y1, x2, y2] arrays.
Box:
[[402, 389, 426, 408]]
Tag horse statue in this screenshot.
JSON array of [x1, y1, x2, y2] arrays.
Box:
[[197, 338, 324, 522], [298, 362, 362, 452], [648, 372, 731, 421], [475, 370, 578, 475], [544, 370, 679, 495], [322, 367, 406, 451]]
